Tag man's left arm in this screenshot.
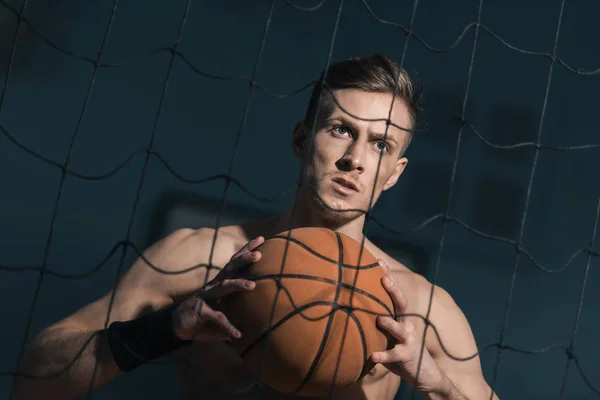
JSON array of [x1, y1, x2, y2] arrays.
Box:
[[370, 260, 499, 400], [425, 284, 498, 400]]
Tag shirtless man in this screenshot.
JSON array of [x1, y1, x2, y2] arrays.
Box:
[[12, 54, 499, 400]]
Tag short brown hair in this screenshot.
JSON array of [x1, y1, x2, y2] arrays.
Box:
[[304, 54, 422, 141]]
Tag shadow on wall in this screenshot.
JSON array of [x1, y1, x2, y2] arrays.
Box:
[[0, 0, 72, 80]]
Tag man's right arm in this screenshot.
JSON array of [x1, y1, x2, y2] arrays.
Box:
[[11, 228, 262, 400], [11, 289, 172, 400], [10, 228, 194, 400]]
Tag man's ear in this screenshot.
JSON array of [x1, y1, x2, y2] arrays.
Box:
[[383, 157, 408, 191], [292, 120, 308, 159]]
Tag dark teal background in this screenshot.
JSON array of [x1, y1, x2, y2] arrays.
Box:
[[1, 0, 599, 399]]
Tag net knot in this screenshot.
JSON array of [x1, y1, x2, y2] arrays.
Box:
[[514, 244, 523, 255], [565, 346, 574, 360]]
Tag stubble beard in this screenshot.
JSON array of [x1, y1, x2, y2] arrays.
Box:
[[304, 173, 365, 226]]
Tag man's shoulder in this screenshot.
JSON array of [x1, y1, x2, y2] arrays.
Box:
[[134, 225, 247, 274], [365, 243, 457, 314], [389, 264, 457, 315], [363, 241, 423, 289], [170, 225, 249, 258], [125, 225, 249, 289]]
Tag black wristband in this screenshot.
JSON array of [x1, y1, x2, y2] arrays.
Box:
[[106, 305, 193, 372]]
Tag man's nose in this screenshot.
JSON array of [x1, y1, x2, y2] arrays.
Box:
[[336, 142, 364, 173]]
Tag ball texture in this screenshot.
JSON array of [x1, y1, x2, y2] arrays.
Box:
[[221, 227, 395, 397]]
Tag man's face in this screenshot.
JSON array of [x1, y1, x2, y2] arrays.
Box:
[[294, 89, 411, 224]]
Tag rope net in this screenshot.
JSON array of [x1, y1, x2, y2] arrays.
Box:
[[0, 0, 599, 399]]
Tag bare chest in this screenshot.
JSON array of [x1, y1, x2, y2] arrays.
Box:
[[175, 341, 399, 400]]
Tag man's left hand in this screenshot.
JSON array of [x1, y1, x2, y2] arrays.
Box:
[[370, 259, 454, 399]]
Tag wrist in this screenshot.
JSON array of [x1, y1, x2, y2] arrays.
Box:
[[106, 305, 192, 372]]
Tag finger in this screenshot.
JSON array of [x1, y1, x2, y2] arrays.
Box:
[[226, 250, 262, 275], [248, 236, 265, 250], [203, 278, 256, 298], [380, 276, 407, 319], [370, 347, 406, 364], [225, 237, 265, 275], [378, 258, 398, 295], [377, 316, 411, 342], [378, 258, 393, 273], [204, 308, 242, 339], [232, 236, 265, 259]]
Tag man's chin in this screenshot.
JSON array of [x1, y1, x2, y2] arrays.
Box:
[[312, 193, 365, 224]]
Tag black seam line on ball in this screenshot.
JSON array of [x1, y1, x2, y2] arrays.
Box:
[[239, 300, 338, 358], [326, 237, 368, 396], [274, 280, 386, 324], [291, 232, 346, 395], [270, 235, 379, 270], [250, 274, 393, 317], [339, 307, 369, 380]]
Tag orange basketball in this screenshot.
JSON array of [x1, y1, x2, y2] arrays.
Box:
[[220, 227, 396, 397]]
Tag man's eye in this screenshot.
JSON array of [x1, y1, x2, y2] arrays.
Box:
[[375, 141, 388, 152], [334, 126, 350, 136]]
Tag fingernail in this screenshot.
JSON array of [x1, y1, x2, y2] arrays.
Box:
[[244, 281, 255, 289], [233, 330, 242, 339], [383, 276, 393, 287]]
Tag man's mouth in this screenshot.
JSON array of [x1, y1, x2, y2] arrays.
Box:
[[331, 177, 359, 192]]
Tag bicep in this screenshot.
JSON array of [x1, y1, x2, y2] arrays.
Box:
[[52, 227, 209, 333], [56, 288, 172, 332]]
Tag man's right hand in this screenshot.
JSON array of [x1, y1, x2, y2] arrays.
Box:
[[171, 236, 265, 342]]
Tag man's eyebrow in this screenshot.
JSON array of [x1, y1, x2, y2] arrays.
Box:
[[325, 116, 401, 145], [324, 116, 360, 131], [370, 130, 399, 145], [325, 116, 350, 125]]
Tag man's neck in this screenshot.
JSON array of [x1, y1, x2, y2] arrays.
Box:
[[269, 205, 367, 244]]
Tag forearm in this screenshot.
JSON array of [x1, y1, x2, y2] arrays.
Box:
[[422, 375, 469, 400], [12, 327, 119, 400], [426, 387, 468, 400], [444, 385, 469, 400]]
